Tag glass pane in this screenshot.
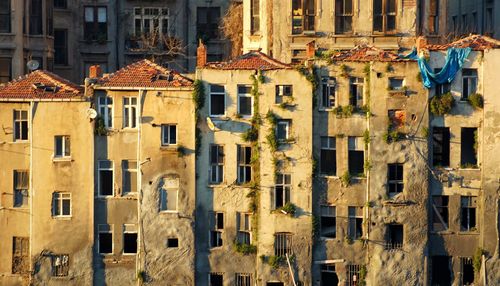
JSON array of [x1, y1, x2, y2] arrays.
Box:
[[169, 126, 177, 144], [64, 136, 70, 156], [97, 7, 107, 23], [84, 7, 94, 22], [62, 199, 70, 215], [55, 137, 62, 156]]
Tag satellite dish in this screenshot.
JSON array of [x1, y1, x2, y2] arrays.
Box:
[[206, 117, 218, 131], [27, 60, 40, 71], [87, 108, 98, 119]]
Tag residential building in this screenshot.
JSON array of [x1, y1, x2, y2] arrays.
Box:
[[446, 0, 500, 39]]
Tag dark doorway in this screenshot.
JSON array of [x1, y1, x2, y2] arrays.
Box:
[[431, 256, 451, 286]]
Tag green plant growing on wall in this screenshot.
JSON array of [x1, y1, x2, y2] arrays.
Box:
[[385, 63, 393, 73], [233, 241, 257, 255], [473, 247, 485, 276], [268, 255, 284, 269], [358, 265, 368, 286], [468, 93, 484, 109], [363, 129, 370, 150], [340, 171, 352, 187], [364, 159, 372, 173], [94, 115, 108, 136], [265, 110, 279, 153], [430, 92, 455, 116], [422, 127, 429, 138], [192, 80, 206, 156], [344, 235, 353, 244], [278, 202, 297, 217], [416, 73, 423, 82], [342, 105, 354, 117], [296, 66, 319, 108], [339, 64, 349, 77], [137, 270, 146, 282]]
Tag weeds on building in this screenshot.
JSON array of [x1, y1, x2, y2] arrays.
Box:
[[278, 202, 297, 217], [233, 241, 257, 255], [430, 92, 454, 116], [473, 247, 485, 275], [468, 93, 484, 109], [192, 80, 205, 156], [94, 115, 108, 136], [340, 171, 352, 187]]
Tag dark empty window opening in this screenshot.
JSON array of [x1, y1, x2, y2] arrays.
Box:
[[274, 232, 293, 257], [461, 257, 474, 285], [432, 127, 450, 167], [320, 136, 336, 175], [462, 69, 477, 100], [320, 205, 336, 238], [30, 0, 43, 35], [209, 85, 225, 116], [432, 196, 449, 231], [292, 0, 315, 34], [235, 273, 252, 286], [266, 283, 284, 286], [98, 230, 112, 254], [13, 170, 29, 208], [389, 77, 404, 91], [348, 137, 364, 176], [335, 0, 353, 34], [273, 173, 291, 209], [461, 128, 478, 168], [0, 58, 11, 83], [237, 145, 252, 184], [431, 256, 451, 286], [385, 224, 403, 250], [197, 7, 220, 41], [167, 238, 178, 248], [98, 161, 113, 196], [321, 264, 339, 286], [123, 232, 137, 254], [0, 0, 11, 33], [238, 85, 253, 116], [349, 77, 364, 108], [210, 145, 224, 184], [210, 212, 224, 248], [373, 0, 396, 33], [348, 207, 363, 240], [209, 272, 223, 286], [275, 85, 293, 104], [54, 29, 68, 65], [54, 0, 67, 9], [461, 196, 477, 231], [387, 164, 403, 194], [84, 6, 107, 41]]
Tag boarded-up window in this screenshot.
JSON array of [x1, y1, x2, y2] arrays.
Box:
[[160, 177, 179, 211], [274, 232, 293, 256], [51, 254, 69, 276], [13, 170, 29, 208], [432, 196, 449, 231], [428, 0, 439, 34], [12, 237, 29, 274]]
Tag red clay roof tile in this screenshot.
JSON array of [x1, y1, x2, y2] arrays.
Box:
[[330, 46, 411, 62], [204, 51, 292, 70], [426, 34, 500, 51]]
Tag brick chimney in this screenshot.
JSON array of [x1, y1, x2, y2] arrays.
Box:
[[197, 40, 207, 68], [306, 41, 316, 59], [89, 65, 102, 78]]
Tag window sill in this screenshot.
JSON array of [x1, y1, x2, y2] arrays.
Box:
[[122, 253, 137, 256], [159, 210, 178, 214], [160, 145, 179, 151], [318, 108, 335, 112], [52, 216, 72, 220], [458, 167, 481, 171], [320, 237, 337, 241], [10, 140, 29, 144], [319, 174, 338, 179], [458, 231, 480, 235], [430, 230, 453, 235], [96, 195, 115, 199], [121, 128, 138, 133], [209, 115, 229, 120], [208, 183, 226, 188], [0, 33, 15, 36], [52, 156, 72, 162]]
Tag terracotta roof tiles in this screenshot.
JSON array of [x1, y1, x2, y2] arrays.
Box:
[[426, 34, 500, 51], [204, 51, 292, 70]]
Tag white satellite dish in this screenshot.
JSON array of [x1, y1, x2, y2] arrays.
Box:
[[206, 117, 218, 131], [27, 60, 40, 71], [87, 108, 98, 119]]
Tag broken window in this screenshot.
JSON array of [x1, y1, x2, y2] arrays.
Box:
[[432, 127, 450, 167], [275, 85, 293, 104], [123, 224, 137, 254], [335, 0, 353, 34], [431, 256, 451, 286], [273, 173, 291, 209], [321, 77, 336, 109], [235, 273, 252, 286], [0, 58, 11, 83], [346, 264, 361, 286], [387, 164, 404, 194], [388, 109, 406, 130], [461, 196, 477, 231], [98, 225, 112, 254], [461, 257, 474, 285], [428, 0, 439, 34], [320, 136, 336, 176], [0, 0, 11, 33], [238, 85, 253, 116], [197, 7, 220, 40], [122, 160, 137, 195], [166, 238, 178, 248], [373, 0, 396, 33], [292, 0, 315, 34], [54, 0, 67, 9], [321, 264, 339, 286], [51, 254, 69, 277], [134, 7, 169, 36], [209, 85, 225, 116], [388, 77, 404, 91], [348, 206, 363, 240], [348, 137, 364, 176], [98, 96, 113, 128], [385, 224, 403, 250], [29, 0, 43, 35], [349, 77, 364, 107], [250, 0, 260, 34], [52, 192, 71, 217], [14, 110, 28, 141], [276, 120, 291, 142], [209, 272, 223, 286], [161, 124, 177, 146], [432, 196, 449, 231], [274, 232, 293, 257], [54, 29, 68, 65], [237, 212, 252, 245], [320, 205, 336, 238], [209, 145, 224, 184], [84, 6, 107, 41], [13, 170, 29, 208], [12, 237, 29, 274], [159, 177, 178, 211], [54, 135, 70, 158], [98, 160, 113, 197], [210, 212, 224, 248], [462, 69, 477, 100], [123, 97, 137, 128], [461, 127, 478, 167], [237, 145, 252, 184]]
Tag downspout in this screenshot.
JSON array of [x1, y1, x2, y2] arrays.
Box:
[[136, 89, 144, 285], [28, 101, 34, 285], [365, 64, 371, 272]]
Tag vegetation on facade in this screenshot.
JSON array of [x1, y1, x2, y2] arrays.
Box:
[[94, 115, 108, 136], [473, 247, 485, 275], [296, 65, 319, 108], [233, 241, 257, 255], [340, 171, 352, 187], [468, 93, 484, 109], [277, 202, 297, 217], [430, 92, 454, 116], [192, 80, 205, 156]]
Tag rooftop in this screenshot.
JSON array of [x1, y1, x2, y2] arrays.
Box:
[[426, 34, 500, 51], [330, 46, 411, 62], [204, 51, 292, 70]]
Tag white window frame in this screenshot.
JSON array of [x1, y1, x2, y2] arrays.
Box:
[[13, 110, 28, 142], [236, 212, 252, 245], [159, 177, 179, 212], [273, 173, 291, 209], [461, 69, 478, 101], [161, 124, 177, 146], [134, 7, 170, 36], [276, 120, 290, 142], [98, 95, 113, 128], [51, 254, 69, 277], [52, 192, 72, 218], [275, 84, 293, 104], [209, 145, 224, 184], [122, 160, 137, 195], [209, 85, 226, 117], [98, 224, 113, 255], [210, 212, 224, 248], [237, 85, 253, 117], [237, 145, 252, 184], [321, 77, 336, 109], [122, 224, 138, 255], [123, 97, 138, 129], [98, 160, 114, 197], [54, 135, 71, 158]]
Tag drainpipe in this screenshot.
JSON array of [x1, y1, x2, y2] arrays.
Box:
[[28, 101, 34, 285], [136, 88, 144, 285], [365, 64, 371, 270]]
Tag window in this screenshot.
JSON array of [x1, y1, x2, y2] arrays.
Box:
[[349, 77, 364, 107], [237, 212, 252, 245], [209, 85, 225, 116], [84, 6, 107, 41], [432, 127, 450, 167], [388, 78, 404, 91], [210, 212, 224, 248], [273, 173, 291, 209], [461, 257, 474, 285], [348, 206, 363, 240], [13, 170, 29, 208], [161, 124, 177, 146], [237, 145, 252, 184], [54, 29, 68, 65], [373, 0, 396, 33], [98, 160, 113, 197], [0, 58, 11, 83], [434, 68, 451, 96], [51, 254, 69, 277], [428, 0, 439, 34], [46, 0, 53, 36], [52, 192, 71, 217], [250, 0, 260, 34], [197, 7, 220, 40], [320, 205, 336, 238], [166, 238, 178, 248], [54, 136, 70, 158], [335, 0, 353, 34], [346, 264, 361, 286], [321, 77, 336, 108], [275, 85, 293, 104], [385, 224, 403, 250], [431, 256, 451, 286], [321, 264, 339, 286], [123, 224, 137, 254], [209, 145, 224, 184], [461, 69, 477, 100], [238, 85, 253, 116], [98, 225, 112, 254], [12, 237, 29, 274], [134, 7, 169, 36], [98, 96, 113, 128], [274, 232, 292, 256], [348, 137, 364, 176], [159, 177, 178, 212], [235, 273, 252, 286], [54, 0, 67, 9], [123, 97, 138, 128], [276, 120, 290, 142], [461, 196, 477, 231], [29, 0, 43, 35], [122, 160, 137, 195], [320, 136, 336, 175], [292, 0, 315, 34], [387, 164, 403, 194], [0, 0, 11, 33], [432, 196, 449, 231], [14, 110, 28, 141], [209, 273, 223, 286], [461, 128, 478, 167], [485, 7, 493, 34]]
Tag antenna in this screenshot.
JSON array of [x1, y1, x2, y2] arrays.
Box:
[[86, 108, 98, 119], [27, 60, 40, 72]]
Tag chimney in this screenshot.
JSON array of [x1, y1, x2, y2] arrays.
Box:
[[89, 65, 102, 78], [306, 41, 316, 59], [197, 40, 207, 68]]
